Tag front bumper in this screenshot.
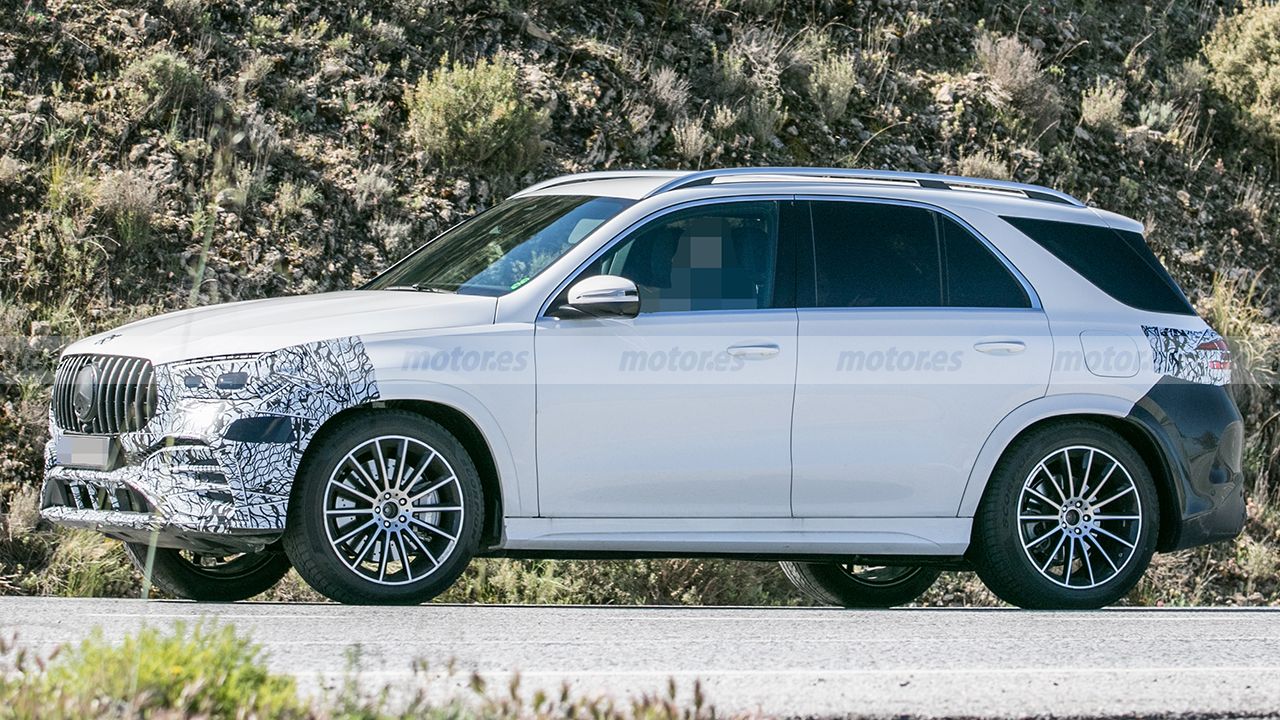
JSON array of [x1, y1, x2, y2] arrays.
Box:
[[42, 441, 286, 553], [40, 337, 380, 553], [1128, 376, 1247, 551]]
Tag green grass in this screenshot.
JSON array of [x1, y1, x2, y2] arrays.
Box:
[[0, 623, 729, 719]]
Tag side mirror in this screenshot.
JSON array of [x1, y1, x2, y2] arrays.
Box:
[[554, 275, 640, 318]]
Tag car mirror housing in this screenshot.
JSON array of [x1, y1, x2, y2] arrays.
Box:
[[553, 275, 640, 319]]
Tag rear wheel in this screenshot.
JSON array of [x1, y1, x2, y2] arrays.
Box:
[[971, 421, 1158, 609], [123, 544, 290, 601], [781, 561, 941, 607], [284, 410, 483, 605]]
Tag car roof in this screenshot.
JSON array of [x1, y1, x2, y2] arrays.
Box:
[[511, 167, 1143, 233]]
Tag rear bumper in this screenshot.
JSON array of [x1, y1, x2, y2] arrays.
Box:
[[1127, 377, 1247, 551]]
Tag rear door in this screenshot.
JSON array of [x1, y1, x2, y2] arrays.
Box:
[[791, 198, 1052, 517]]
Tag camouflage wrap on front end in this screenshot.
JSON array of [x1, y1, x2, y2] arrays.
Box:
[[42, 336, 379, 543]]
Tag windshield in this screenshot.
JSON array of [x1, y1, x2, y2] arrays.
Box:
[[364, 195, 634, 296]]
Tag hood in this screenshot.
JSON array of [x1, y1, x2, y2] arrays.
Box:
[[64, 291, 498, 365]]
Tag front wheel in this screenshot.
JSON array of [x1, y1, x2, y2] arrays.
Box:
[[284, 410, 484, 605], [781, 561, 941, 607], [123, 544, 291, 601], [971, 421, 1159, 609]]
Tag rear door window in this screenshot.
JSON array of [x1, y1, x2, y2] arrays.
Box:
[[806, 201, 1031, 309]]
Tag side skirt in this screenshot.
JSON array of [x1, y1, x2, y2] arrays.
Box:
[[499, 517, 972, 557]]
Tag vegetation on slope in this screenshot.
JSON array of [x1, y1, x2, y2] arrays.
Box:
[[1, 0, 1279, 604]]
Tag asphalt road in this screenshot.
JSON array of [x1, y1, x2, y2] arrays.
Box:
[[2, 598, 1279, 718]]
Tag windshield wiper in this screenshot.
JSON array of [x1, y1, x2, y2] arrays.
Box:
[[383, 283, 456, 294]]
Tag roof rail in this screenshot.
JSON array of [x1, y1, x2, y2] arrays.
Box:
[[512, 170, 683, 198], [640, 167, 1085, 207]]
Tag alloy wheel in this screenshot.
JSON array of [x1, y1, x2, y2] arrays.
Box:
[[1017, 445, 1143, 590], [322, 435, 465, 586]]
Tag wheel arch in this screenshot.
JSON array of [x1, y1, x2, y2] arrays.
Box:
[[298, 400, 510, 549], [958, 395, 1181, 551]]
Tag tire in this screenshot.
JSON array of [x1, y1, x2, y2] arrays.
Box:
[[283, 410, 483, 605], [780, 561, 941, 608], [970, 421, 1159, 609], [123, 543, 290, 601]]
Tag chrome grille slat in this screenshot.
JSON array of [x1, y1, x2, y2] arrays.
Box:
[[101, 353, 119, 430], [122, 359, 140, 431], [52, 354, 157, 435]]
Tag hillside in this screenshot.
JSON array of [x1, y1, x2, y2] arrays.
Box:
[[1, 0, 1278, 604]]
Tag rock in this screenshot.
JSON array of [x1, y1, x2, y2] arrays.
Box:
[[934, 83, 954, 104], [25, 95, 47, 114], [29, 321, 52, 336]]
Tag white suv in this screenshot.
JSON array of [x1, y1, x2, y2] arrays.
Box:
[[42, 168, 1245, 609]]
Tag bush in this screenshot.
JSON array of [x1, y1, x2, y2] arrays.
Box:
[[809, 52, 858, 124], [1080, 77, 1126, 132], [649, 66, 691, 116], [1204, 2, 1280, 146], [974, 31, 1062, 133], [672, 118, 712, 161], [93, 170, 158, 248], [439, 558, 803, 606], [1, 623, 306, 719], [18, 530, 137, 597], [121, 51, 206, 123], [406, 55, 548, 176], [956, 150, 1011, 180]]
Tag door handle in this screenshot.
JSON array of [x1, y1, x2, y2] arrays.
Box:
[[974, 340, 1026, 356], [727, 343, 780, 359]]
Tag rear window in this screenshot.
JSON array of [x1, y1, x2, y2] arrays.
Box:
[[1001, 216, 1194, 315]]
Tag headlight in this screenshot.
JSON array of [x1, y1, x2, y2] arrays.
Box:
[[173, 355, 262, 397]]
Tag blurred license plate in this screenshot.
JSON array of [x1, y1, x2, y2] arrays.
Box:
[[57, 434, 118, 470]]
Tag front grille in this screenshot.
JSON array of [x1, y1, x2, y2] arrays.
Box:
[[52, 354, 158, 434]]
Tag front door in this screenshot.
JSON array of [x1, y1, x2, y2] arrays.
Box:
[[535, 200, 799, 517]]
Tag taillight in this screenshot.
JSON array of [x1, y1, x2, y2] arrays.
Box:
[[1197, 338, 1230, 352], [1198, 338, 1232, 371]]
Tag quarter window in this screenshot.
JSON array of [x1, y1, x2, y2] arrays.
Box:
[[809, 201, 1031, 309], [1002, 215, 1194, 315]]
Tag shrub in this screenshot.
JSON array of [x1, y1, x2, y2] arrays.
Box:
[[3, 486, 40, 538], [93, 170, 158, 248], [440, 558, 803, 605], [406, 55, 548, 176], [672, 118, 712, 161], [3, 623, 307, 718], [1080, 77, 1126, 132], [649, 66, 691, 116], [974, 31, 1061, 133], [956, 150, 1011, 180], [809, 52, 858, 124], [1204, 1, 1280, 145], [744, 95, 786, 144], [121, 51, 205, 123], [19, 530, 137, 597]]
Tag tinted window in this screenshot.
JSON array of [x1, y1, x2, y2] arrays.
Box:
[[808, 202, 1030, 308], [588, 201, 779, 313], [941, 216, 1031, 308], [1002, 216, 1194, 315], [811, 201, 941, 307]]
